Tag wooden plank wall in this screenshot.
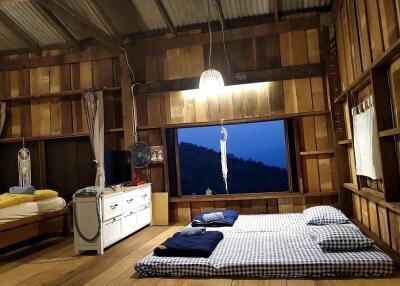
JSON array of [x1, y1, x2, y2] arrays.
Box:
[[333, 0, 400, 255], [0, 15, 338, 220], [0, 49, 122, 138], [130, 23, 336, 223], [0, 48, 123, 200]]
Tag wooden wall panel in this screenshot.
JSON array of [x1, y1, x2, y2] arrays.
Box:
[[357, 0, 372, 71], [365, 0, 384, 61], [378, 0, 399, 50]]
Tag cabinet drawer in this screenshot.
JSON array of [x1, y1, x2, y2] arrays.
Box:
[[122, 191, 136, 212], [103, 194, 123, 221], [122, 211, 137, 235], [103, 217, 122, 247], [135, 186, 151, 208], [137, 204, 151, 228]]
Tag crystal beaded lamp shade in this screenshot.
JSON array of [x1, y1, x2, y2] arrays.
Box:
[[199, 68, 224, 92]]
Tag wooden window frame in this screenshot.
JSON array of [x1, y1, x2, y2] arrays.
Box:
[[167, 118, 299, 198]]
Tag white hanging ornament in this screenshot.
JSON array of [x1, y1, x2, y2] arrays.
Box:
[[18, 142, 31, 187], [220, 120, 228, 194]]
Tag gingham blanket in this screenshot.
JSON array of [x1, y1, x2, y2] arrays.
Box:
[[135, 214, 394, 277]]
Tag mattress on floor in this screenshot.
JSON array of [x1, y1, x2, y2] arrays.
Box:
[[0, 197, 66, 224], [136, 215, 394, 278], [203, 213, 310, 233]]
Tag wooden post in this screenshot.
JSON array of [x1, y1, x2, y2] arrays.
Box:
[[371, 68, 400, 202], [120, 53, 134, 150], [321, 25, 352, 215]]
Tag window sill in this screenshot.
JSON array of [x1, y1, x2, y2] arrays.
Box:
[[169, 191, 338, 203]]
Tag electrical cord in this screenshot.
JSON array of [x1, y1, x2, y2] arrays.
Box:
[[207, 0, 213, 69], [213, 0, 231, 73]]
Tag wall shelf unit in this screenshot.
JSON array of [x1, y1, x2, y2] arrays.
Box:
[[0, 87, 121, 103], [299, 150, 335, 156]]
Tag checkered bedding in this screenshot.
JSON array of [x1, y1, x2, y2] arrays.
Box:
[[200, 213, 311, 233], [135, 214, 394, 278]]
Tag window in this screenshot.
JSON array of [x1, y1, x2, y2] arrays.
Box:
[[176, 120, 290, 196]]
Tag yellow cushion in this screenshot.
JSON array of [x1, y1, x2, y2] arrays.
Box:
[[1, 193, 35, 204], [34, 189, 59, 201], [0, 195, 20, 209]]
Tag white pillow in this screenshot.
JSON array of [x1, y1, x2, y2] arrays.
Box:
[[303, 206, 349, 225], [309, 224, 374, 251]]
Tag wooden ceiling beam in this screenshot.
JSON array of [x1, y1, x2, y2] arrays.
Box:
[[0, 9, 41, 55], [123, 15, 320, 55], [154, 0, 176, 36], [36, 3, 80, 49], [37, 0, 120, 50], [135, 63, 324, 95]]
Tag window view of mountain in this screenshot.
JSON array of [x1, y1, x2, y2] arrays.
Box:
[[179, 142, 289, 196]]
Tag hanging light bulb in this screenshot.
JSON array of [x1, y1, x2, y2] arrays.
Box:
[[199, 68, 224, 91]]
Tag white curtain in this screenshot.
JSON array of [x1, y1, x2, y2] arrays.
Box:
[[352, 99, 383, 180], [0, 102, 6, 136], [83, 91, 105, 187]]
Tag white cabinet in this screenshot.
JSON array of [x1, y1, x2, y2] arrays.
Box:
[[74, 184, 152, 255]]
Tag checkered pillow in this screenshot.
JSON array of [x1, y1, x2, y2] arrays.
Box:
[[303, 206, 349, 225], [309, 224, 374, 251]]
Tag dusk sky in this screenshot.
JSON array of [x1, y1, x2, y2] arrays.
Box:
[[178, 120, 287, 169]]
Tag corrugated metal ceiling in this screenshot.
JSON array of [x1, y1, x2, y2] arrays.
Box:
[[0, 0, 332, 52]]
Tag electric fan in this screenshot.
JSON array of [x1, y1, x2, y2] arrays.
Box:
[[130, 141, 151, 185]]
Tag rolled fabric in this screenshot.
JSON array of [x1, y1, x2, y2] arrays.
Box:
[[9, 185, 35, 195], [180, 227, 206, 237], [203, 212, 224, 222]]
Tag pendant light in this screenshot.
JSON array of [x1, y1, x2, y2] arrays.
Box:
[[199, 0, 230, 92]]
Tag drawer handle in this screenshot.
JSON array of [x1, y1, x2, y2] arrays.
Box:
[[110, 203, 118, 209], [127, 199, 133, 203], [142, 194, 148, 199], [143, 205, 149, 209]]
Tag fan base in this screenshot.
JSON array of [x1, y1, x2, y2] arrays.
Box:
[[132, 168, 147, 186]]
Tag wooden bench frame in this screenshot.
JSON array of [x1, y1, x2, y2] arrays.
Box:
[[0, 208, 70, 249]]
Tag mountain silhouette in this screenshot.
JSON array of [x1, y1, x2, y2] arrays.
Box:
[[179, 142, 288, 195]]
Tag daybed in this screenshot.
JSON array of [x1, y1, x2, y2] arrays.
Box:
[[135, 213, 394, 278], [0, 194, 68, 249]]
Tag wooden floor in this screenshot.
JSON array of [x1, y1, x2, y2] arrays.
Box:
[[0, 225, 399, 286]]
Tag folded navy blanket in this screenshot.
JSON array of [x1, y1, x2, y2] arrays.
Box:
[[180, 227, 206, 237], [9, 186, 35, 195], [154, 231, 223, 258], [192, 209, 239, 227]]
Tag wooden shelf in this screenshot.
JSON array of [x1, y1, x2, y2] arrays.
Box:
[[334, 70, 370, 103], [379, 127, 400, 138], [299, 150, 335, 156], [343, 183, 400, 214], [0, 86, 121, 103], [338, 139, 352, 145], [0, 128, 123, 143], [169, 191, 338, 203], [334, 38, 400, 104], [149, 161, 164, 166], [137, 110, 330, 130]]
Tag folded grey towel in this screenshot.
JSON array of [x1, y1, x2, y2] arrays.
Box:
[[203, 212, 224, 222], [9, 186, 35, 195], [180, 227, 206, 237]]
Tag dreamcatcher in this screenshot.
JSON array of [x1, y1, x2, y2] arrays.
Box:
[[18, 139, 31, 187], [220, 119, 228, 194]]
